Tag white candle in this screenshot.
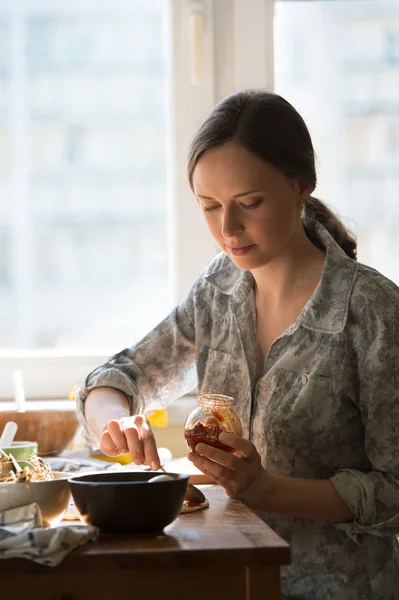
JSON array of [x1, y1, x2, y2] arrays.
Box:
[[12, 368, 26, 413]]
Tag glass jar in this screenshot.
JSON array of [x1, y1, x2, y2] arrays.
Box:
[[184, 394, 243, 453]]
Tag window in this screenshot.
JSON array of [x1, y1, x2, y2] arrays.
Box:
[[0, 0, 274, 401], [275, 0, 399, 284], [2, 1, 169, 353], [386, 30, 399, 65]]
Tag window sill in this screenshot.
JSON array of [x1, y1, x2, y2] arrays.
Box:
[[0, 395, 198, 426]]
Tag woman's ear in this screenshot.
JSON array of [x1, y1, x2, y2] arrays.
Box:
[[299, 181, 314, 198], [288, 177, 312, 198]]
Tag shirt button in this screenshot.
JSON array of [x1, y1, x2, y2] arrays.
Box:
[[301, 374, 308, 384]]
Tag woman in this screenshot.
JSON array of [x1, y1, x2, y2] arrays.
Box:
[[77, 90, 399, 599]]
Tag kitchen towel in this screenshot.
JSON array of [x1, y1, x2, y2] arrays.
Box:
[[0, 502, 99, 566]]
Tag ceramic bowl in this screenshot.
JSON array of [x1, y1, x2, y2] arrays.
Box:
[[0, 441, 38, 464], [68, 471, 189, 535], [0, 472, 71, 526]]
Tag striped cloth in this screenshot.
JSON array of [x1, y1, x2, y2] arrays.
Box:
[[0, 503, 98, 566]]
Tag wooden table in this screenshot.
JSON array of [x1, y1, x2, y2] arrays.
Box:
[[1, 486, 290, 600]]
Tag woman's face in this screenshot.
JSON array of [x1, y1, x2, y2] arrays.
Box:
[[192, 142, 310, 270]]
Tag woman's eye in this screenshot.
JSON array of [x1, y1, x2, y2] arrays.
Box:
[[202, 199, 262, 212], [243, 199, 262, 210]]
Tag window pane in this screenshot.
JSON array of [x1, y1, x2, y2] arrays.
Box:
[[1, 1, 170, 350], [275, 0, 399, 283]]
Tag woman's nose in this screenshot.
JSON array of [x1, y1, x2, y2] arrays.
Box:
[[221, 210, 244, 239]]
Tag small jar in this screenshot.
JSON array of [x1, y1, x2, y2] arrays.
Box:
[[184, 394, 243, 453]]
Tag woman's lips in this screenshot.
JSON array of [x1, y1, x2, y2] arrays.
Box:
[[227, 244, 255, 256]]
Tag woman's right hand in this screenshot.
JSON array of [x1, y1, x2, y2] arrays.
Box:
[[99, 415, 160, 470]]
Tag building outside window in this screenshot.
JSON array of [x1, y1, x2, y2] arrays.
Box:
[[0, 0, 169, 351], [275, 0, 399, 284]]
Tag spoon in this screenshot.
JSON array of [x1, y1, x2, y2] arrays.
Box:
[[0, 421, 18, 447], [158, 465, 206, 503]]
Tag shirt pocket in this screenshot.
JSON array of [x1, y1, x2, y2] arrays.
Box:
[[272, 367, 334, 438], [200, 347, 232, 395]]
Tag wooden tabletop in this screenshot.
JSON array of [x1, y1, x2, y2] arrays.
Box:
[[1, 485, 290, 573]]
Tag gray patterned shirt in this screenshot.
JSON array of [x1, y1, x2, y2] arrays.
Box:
[[77, 222, 399, 600]]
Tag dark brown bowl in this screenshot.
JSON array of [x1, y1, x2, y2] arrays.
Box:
[[68, 471, 189, 535]]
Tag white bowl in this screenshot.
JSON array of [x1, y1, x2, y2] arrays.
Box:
[[0, 472, 71, 527]]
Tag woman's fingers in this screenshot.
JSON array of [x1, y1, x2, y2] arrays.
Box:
[[122, 421, 145, 465], [219, 432, 258, 460], [135, 415, 160, 470], [195, 443, 242, 471], [107, 419, 129, 454], [189, 437, 266, 504], [100, 415, 160, 469], [119, 415, 160, 469], [189, 451, 236, 481], [188, 452, 244, 497], [100, 430, 119, 456]]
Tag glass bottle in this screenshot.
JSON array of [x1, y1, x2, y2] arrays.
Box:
[[184, 394, 243, 453]]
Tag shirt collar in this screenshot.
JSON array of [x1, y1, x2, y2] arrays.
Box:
[[204, 222, 358, 334], [297, 222, 358, 334]]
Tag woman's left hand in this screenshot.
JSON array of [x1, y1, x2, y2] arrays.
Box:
[[187, 431, 275, 510]]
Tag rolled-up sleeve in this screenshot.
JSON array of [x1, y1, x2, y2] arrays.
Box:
[[330, 303, 399, 542], [76, 287, 198, 448]]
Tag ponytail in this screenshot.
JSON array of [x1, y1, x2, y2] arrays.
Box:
[[303, 196, 357, 261]]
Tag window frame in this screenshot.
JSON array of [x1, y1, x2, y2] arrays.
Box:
[[0, 0, 274, 400]]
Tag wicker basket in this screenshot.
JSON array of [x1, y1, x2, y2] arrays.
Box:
[[0, 410, 79, 457]]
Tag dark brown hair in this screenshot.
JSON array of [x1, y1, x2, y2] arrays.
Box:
[[188, 90, 357, 260]]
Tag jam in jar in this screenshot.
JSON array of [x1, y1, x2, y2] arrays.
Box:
[[184, 394, 243, 454]]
